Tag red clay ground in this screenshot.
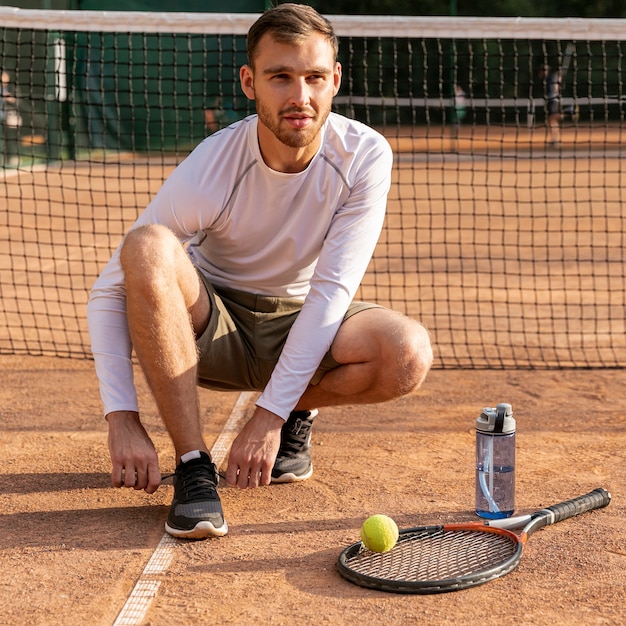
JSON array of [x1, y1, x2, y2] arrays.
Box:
[[1, 356, 625, 625]]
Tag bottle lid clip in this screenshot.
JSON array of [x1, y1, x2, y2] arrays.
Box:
[[476, 403, 515, 434]]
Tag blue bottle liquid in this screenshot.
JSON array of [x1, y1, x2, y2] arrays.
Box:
[[475, 403, 516, 519]]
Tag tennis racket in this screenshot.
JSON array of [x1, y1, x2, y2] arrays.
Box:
[[560, 43, 576, 77], [337, 487, 610, 594]]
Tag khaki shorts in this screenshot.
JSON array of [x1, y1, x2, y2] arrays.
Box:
[[195, 277, 381, 392]]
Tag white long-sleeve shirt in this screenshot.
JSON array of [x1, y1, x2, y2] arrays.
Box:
[[87, 112, 393, 420]]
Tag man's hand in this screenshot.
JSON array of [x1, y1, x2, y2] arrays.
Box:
[[226, 406, 284, 488], [106, 411, 161, 494]]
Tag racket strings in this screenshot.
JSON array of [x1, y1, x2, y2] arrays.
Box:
[[346, 528, 518, 582]]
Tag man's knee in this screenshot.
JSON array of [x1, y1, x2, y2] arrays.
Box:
[[404, 320, 433, 392], [336, 308, 433, 399], [390, 317, 433, 396], [120, 224, 179, 275]]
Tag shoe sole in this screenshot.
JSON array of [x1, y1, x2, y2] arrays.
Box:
[[271, 463, 313, 484], [165, 519, 229, 540]]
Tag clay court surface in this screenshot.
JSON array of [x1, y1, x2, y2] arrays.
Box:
[[1, 124, 625, 624], [1, 357, 625, 625]]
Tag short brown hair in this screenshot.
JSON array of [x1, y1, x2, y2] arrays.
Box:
[[246, 3, 339, 68]]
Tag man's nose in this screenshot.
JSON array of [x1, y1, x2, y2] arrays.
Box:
[[288, 78, 310, 107]]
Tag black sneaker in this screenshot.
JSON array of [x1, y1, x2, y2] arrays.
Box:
[[165, 451, 228, 539], [271, 409, 318, 483]]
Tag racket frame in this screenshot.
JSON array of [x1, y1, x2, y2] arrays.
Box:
[[338, 523, 523, 594]]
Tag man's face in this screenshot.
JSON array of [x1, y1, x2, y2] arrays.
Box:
[[240, 32, 341, 163]]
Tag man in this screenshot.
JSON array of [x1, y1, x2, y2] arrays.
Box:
[[0, 69, 20, 167], [538, 64, 563, 147], [87, 3, 433, 540]]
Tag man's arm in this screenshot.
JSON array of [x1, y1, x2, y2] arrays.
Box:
[[88, 258, 162, 492], [87, 153, 219, 489], [256, 134, 393, 419], [87, 248, 139, 417]]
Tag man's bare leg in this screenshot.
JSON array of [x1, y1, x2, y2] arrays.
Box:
[[297, 307, 432, 410], [547, 112, 562, 146], [119, 224, 211, 462], [119, 224, 229, 539]]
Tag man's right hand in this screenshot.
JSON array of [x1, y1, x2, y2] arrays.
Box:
[[106, 411, 161, 494]]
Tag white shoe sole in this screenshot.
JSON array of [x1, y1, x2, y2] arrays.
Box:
[[165, 519, 229, 539], [271, 463, 313, 484]]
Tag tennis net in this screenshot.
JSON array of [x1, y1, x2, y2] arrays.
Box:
[[1, 8, 625, 368]]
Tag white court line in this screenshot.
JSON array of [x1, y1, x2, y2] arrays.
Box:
[[112, 391, 256, 626]]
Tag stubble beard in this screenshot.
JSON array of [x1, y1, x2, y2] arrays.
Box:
[[256, 100, 331, 149]]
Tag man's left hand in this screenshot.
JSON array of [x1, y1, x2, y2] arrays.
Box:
[[226, 406, 284, 488]]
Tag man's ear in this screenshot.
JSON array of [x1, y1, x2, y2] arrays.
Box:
[[333, 62, 342, 97], [240, 65, 255, 100]]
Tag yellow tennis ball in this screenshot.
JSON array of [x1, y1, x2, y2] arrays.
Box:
[[360, 514, 399, 553]]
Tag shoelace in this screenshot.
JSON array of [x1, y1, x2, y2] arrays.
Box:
[[174, 460, 219, 501], [279, 417, 311, 456]]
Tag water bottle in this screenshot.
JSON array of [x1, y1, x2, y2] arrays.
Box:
[[475, 403, 515, 519]]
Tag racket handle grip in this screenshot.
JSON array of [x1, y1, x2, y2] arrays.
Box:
[[542, 488, 611, 525]]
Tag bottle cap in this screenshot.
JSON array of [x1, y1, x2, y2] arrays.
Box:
[[476, 403, 515, 434]]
